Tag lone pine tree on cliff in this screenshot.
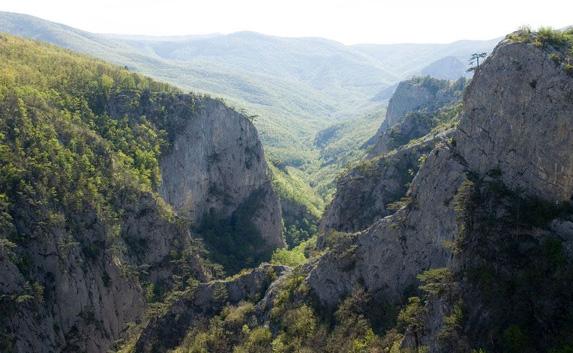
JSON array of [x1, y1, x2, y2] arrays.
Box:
[[468, 52, 487, 72]]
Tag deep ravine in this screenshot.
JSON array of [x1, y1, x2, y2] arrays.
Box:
[[2, 27, 573, 353]]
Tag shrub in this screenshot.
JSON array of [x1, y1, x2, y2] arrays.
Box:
[[565, 63, 573, 76], [397, 297, 425, 333], [507, 26, 532, 42], [417, 268, 454, 296], [271, 246, 307, 267], [537, 27, 569, 47], [233, 327, 272, 353], [549, 53, 562, 64]]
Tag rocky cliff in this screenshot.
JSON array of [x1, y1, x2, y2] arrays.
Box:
[[133, 264, 287, 353], [5, 27, 573, 353], [158, 98, 283, 251], [312, 141, 466, 305], [320, 135, 440, 235], [317, 32, 573, 301], [311, 30, 573, 352], [0, 35, 283, 353], [456, 37, 573, 201], [367, 77, 465, 158], [321, 76, 463, 235]]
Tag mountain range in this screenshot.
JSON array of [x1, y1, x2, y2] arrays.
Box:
[[0, 11, 499, 178]]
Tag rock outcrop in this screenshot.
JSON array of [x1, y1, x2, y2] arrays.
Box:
[[321, 76, 464, 236], [133, 264, 287, 353], [320, 134, 443, 235], [311, 33, 573, 327], [367, 77, 465, 158], [102, 92, 283, 251], [456, 39, 573, 201], [0, 188, 209, 353], [158, 98, 284, 251], [312, 143, 467, 306]]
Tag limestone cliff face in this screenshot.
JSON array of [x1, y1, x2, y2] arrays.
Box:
[[311, 143, 467, 306], [320, 135, 442, 235], [368, 77, 464, 158], [0, 93, 283, 353], [158, 98, 284, 250], [310, 35, 573, 320], [456, 39, 573, 201], [0, 191, 208, 353], [321, 76, 463, 236], [103, 92, 283, 250]]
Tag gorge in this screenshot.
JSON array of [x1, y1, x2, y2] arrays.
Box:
[[0, 11, 573, 353]]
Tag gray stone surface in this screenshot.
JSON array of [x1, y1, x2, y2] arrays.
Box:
[[368, 77, 464, 158], [456, 40, 573, 201], [311, 144, 467, 306], [311, 38, 573, 310], [320, 133, 445, 235], [159, 98, 284, 250]]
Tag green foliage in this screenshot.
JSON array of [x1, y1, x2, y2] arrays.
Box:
[[438, 301, 465, 349], [507, 25, 533, 42], [551, 345, 573, 353], [502, 325, 529, 353], [0, 12, 502, 219], [386, 196, 413, 212], [0, 34, 187, 249], [410, 76, 451, 94], [417, 268, 454, 296], [172, 301, 259, 353], [537, 27, 571, 47], [269, 279, 391, 353], [0, 35, 229, 342], [271, 271, 310, 317], [233, 327, 272, 353], [507, 27, 573, 77], [397, 297, 425, 333], [310, 108, 387, 198], [0, 12, 404, 202], [322, 230, 357, 250], [169, 269, 401, 353], [198, 189, 271, 275], [270, 163, 323, 218], [271, 238, 314, 267], [565, 63, 573, 76], [269, 163, 323, 247]]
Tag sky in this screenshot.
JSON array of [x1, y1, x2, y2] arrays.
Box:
[[2, 0, 573, 44]]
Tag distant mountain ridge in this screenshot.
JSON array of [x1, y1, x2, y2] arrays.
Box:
[[0, 11, 498, 198], [352, 38, 499, 78], [0, 11, 498, 115]]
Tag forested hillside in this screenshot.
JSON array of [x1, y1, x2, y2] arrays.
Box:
[[0, 34, 283, 352]]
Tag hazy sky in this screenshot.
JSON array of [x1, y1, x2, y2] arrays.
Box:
[[2, 0, 572, 44]]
